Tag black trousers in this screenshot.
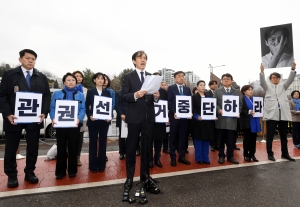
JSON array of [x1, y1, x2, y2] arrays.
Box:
[[4, 128, 40, 177], [292, 122, 300, 145], [266, 120, 288, 156], [170, 119, 188, 160], [218, 129, 235, 158], [77, 132, 84, 156], [118, 126, 126, 155], [88, 124, 109, 171], [242, 128, 257, 157], [126, 122, 153, 181], [150, 139, 163, 161], [162, 133, 169, 151], [56, 127, 80, 176]]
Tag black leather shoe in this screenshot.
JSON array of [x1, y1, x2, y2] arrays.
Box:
[[210, 147, 216, 152], [106, 156, 108, 161], [218, 157, 225, 164], [136, 150, 141, 156], [69, 174, 76, 178], [124, 178, 133, 190], [119, 154, 125, 160], [24, 173, 39, 183], [56, 175, 65, 180], [99, 169, 104, 172], [178, 158, 191, 165], [234, 146, 240, 150], [154, 160, 163, 167], [203, 161, 210, 165], [196, 161, 204, 164], [268, 155, 276, 161], [185, 150, 189, 153], [7, 177, 18, 188], [162, 150, 169, 154], [282, 154, 296, 161], [146, 178, 161, 194], [171, 159, 177, 166], [228, 157, 239, 164], [244, 157, 251, 162], [89, 169, 98, 173], [251, 156, 259, 162], [149, 161, 153, 168]]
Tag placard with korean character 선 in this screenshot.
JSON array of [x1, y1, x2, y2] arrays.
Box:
[[253, 97, 263, 117], [54, 100, 78, 128], [92, 96, 112, 120], [154, 100, 168, 123], [176, 95, 192, 118], [201, 97, 217, 120], [222, 95, 239, 117], [14, 92, 42, 123]]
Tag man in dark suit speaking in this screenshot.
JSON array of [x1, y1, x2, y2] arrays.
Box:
[[121, 51, 160, 200], [0, 49, 51, 188]]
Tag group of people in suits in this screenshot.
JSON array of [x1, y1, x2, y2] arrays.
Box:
[[1, 49, 298, 206]]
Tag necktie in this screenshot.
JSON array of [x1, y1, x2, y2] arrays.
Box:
[[226, 88, 230, 94], [179, 86, 183, 95], [140, 72, 144, 84], [26, 71, 31, 88]]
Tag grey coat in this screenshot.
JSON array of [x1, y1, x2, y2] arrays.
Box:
[[289, 100, 300, 122], [213, 87, 243, 130], [260, 70, 296, 121]]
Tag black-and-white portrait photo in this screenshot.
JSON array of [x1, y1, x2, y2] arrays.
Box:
[[260, 23, 294, 69]]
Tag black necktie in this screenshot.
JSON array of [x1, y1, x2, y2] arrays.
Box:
[[141, 72, 144, 84], [26, 71, 31, 88], [226, 88, 230, 94]]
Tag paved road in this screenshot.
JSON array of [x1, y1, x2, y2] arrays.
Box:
[[0, 161, 299, 207]]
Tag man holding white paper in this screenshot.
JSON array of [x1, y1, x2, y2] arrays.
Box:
[[0, 49, 51, 188], [121, 51, 160, 200]]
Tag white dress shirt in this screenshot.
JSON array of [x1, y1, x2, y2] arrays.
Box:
[[21, 66, 33, 78]]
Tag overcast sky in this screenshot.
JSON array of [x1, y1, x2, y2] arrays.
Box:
[[1, 0, 299, 86]]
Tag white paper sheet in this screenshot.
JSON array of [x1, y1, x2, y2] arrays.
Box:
[[54, 100, 78, 128], [141, 75, 163, 94], [154, 100, 168, 123], [92, 96, 112, 120], [201, 97, 217, 120], [222, 95, 239, 117], [176, 95, 192, 118], [253, 97, 263, 117]]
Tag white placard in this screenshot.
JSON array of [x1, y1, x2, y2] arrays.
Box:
[[176, 95, 192, 118], [121, 120, 128, 138], [14, 92, 42, 123], [92, 96, 112, 120], [222, 95, 239, 117], [253, 97, 263, 117], [154, 100, 168, 123], [54, 100, 78, 128], [141, 75, 163, 94], [201, 97, 217, 120]]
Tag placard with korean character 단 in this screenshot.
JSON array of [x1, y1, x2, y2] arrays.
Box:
[[154, 100, 168, 123], [222, 95, 239, 117], [176, 95, 192, 118], [253, 97, 263, 117], [201, 97, 217, 120], [14, 92, 42, 123], [54, 100, 78, 127], [92, 96, 112, 120]]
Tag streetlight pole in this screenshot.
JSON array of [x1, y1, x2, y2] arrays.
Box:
[[209, 64, 225, 81]]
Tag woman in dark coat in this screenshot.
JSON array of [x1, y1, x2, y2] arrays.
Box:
[[239, 85, 261, 162], [86, 72, 112, 172], [192, 80, 216, 164]]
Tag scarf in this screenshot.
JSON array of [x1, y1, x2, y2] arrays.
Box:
[[64, 86, 76, 100], [244, 96, 261, 133], [75, 84, 83, 93], [292, 98, 300, 111]]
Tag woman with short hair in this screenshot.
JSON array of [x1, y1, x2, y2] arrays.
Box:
[[289, 90, 300, 149]]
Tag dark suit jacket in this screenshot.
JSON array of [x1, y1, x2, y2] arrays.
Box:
[[121, 70, 155, 124], [159, 88, 167, 101], [0, 66, 51, 131], [167, 84, 192, 121], [115, 90, 127, 127], [204, 90, 214, 97], [85, 87, 112, 127], [239, 96, 251, 129]]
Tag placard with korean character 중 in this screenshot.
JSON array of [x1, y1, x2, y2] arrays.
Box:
[[176, 95, 192, 118], [201, 97, 217, 120], [54, 100, 78, 127], [222, 95, 239, 117], [92, 96, 112, 120], [253, 97, 263, 117], [14, 92, 42, 123], [154, 100, 168, 123]]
